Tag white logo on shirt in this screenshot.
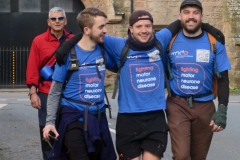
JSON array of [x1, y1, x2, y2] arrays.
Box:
[[196, 49, 210, 63], [148, 50, 160, 62], [171, 50, 188, 56], [96, 58, 105, 71]]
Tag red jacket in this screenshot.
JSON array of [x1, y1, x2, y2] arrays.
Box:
[[26, 28, 74, 94]]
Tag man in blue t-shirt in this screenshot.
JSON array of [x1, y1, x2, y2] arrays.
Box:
[[103, 11, 173, 160], [102, 10, 224, 160], [42, 8, 116, 160], [166, 0, 231, 159], [55, 9, 225, 160]]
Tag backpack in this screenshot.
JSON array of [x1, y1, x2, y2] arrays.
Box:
[[62, 45, 112, 119], [167, 32, 221, 99], [111, 40, 171, 99]]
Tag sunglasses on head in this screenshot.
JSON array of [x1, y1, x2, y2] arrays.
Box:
[[49, 17, 65, 21]]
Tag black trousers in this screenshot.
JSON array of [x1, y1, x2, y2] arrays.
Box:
[[64, 121, 102, 160], [38, 92, 54, 160]]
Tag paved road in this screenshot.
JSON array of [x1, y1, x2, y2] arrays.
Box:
[[0, 92, 239, 160]]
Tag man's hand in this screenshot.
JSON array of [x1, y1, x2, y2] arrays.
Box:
[[30, 93, 41, 109], [201, 23, 225, 44], [55, 32, 83, 66], [210, 104, 227, 132], [43, 124, 59, 141]]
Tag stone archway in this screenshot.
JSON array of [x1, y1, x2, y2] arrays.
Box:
[[80, 0, 123, 23]]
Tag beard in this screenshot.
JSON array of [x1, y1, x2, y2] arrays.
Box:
[[181, 19, 201, 34], [89, 32, 104, 44]]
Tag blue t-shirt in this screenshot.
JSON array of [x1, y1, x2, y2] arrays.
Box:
[[104, 28, 172, 113], [168, 31, 231, 101], [52, 44, 107, 114]]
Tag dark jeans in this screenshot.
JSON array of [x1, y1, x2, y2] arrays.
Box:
[[38, 92, 54, 160], [166, 96, 216, 160]]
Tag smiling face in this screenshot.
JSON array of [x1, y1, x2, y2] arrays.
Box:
[[47, 11, 67, 33], [85, 16, 107, 44], [129, 15, 154, 43], [179, 5, 203, 36]]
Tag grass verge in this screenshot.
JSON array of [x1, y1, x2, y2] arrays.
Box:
[[230, 89, 240, 94]]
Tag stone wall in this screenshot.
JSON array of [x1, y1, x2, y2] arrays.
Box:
[[84, 0, 240, 89], [225, 0, 240, 89], [110, 0, 225, 36]]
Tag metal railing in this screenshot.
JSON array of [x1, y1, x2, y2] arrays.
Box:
[[0, 47, 29, 88]]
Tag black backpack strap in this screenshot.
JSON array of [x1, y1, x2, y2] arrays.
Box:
[[99, 44, 107, 64], [63, 47, 78, 90], [112, 43, 130, 99], [98, 44, 112, 118], [65, 45, 112, 119], [155, 40, 163, 64], [155, 40, 171, 97], [104, 89, 112, 119], [119, 43, 130, 69], [40, 33, 71, 71]]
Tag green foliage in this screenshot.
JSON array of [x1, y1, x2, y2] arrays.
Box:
[[105, 85, 114, 91], [230, 89, 240, 94]]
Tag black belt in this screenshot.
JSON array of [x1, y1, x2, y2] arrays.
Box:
[[171, 93, 189, 100], [170, 91, 212, 108], [63, 96, 103, 131]]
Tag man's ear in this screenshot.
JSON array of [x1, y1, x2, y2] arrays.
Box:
[[83, 27, 90, 36], [64, 18, 67, 26], [178, 13, 181, 20], [201, 14, 203, 22], [129, 26, 133, 34], [47, 19, 51, 27]]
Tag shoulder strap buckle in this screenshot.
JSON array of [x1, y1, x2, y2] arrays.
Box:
[[69, 58, 79, 70]]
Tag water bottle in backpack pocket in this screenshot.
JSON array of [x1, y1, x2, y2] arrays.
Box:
[[40, 65, 53, 81]]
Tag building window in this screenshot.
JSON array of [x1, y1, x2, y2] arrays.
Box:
[[49, 0, 73, 12], [19, 0, 41, 12], [0, 0, 10, 12]]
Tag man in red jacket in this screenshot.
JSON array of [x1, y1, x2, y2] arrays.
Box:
[[26, 6, 73, 160]]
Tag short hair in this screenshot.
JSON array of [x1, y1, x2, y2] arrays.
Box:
[[49, 7, 66, 18], [77, 7, 107, 32]]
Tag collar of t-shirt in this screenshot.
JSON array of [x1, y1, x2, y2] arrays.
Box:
[[181, 30, 204, 39], [51, 32, 66, 44]]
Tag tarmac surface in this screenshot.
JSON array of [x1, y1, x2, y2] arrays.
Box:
[[0, 88, 240, 160]]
